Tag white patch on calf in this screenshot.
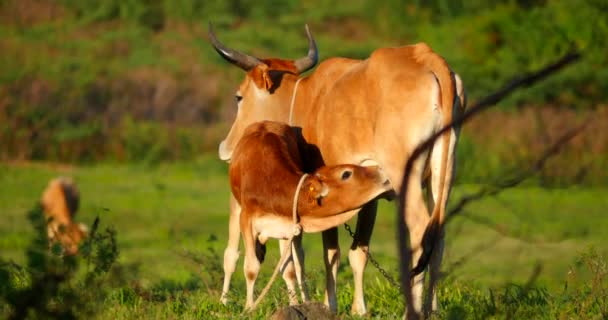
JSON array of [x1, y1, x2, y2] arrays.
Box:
[[254, 215, 296, 242]]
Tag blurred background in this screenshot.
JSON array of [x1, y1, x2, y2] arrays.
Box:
[[1, 0, 607, 318], [1, 0, 607, 185]]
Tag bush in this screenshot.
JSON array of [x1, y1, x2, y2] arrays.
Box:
[[0, 206, 124, 319]]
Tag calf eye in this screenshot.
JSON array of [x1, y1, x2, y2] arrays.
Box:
[[235, 95, 243, 103], [341, 170, 352, 180]]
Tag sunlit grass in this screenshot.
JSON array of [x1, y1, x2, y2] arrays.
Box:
[[1, 159, 606, 318]]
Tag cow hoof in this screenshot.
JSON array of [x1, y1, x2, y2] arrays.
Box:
[[351, 304, 367, 316]]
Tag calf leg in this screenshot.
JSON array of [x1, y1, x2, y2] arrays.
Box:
[[292, 234, 309, 302], [240, 212, 260, 310], [348, 201, 378, 316], [279, 239, 299, 305], [322, 227, 340, 313], [221, 195, 241, 304]]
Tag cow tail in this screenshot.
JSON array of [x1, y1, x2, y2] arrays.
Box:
[[411, 56, 456, 277]]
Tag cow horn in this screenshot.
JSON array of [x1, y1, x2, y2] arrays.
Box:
[[208, 23, 262, 71], [294, 24, 318, 74]]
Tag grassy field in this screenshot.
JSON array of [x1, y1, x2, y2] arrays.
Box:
[[1, 157, 607, 319]]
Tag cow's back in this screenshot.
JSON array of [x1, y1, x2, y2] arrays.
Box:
[[301, 44, 447, 174], [229, 121, 304, 215]]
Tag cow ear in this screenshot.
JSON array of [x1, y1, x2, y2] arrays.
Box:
[[249, 64, 274, 91], [261, 68, 274, 91]]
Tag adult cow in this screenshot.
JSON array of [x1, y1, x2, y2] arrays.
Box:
[[209, 24, 466, 316]]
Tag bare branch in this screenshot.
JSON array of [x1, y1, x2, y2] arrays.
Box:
[[441, 235, 501, 277], [445, 118, 589, 224]]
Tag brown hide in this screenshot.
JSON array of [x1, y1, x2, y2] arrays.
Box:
[[218, 41, 464, 255], [229, 121, 391, 227]]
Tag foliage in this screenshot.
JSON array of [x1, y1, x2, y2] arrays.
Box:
[[438, 247, 608, 319], [0, 205, 123, 319]]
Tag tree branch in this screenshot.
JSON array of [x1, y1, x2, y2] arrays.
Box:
[[445, 118, 589, 224]]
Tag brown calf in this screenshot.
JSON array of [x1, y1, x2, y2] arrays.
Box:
[[40, 177, 87, 255], [225, 121, 392, 309]]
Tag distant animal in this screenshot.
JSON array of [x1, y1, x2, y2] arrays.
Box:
[[40, 177, 87, 255], [224, 121, 392, 310], [210, 24, 466, 316]]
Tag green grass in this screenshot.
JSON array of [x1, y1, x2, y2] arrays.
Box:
[[0, 158, 606, 318]]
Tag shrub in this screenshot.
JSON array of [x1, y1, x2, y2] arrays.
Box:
[[0, 206, 123, 319]]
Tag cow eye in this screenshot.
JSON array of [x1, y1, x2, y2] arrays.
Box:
[[235, 95, 243, 103], [341, 170, 352, 180]]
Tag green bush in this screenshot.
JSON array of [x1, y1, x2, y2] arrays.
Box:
[[0, 206, 123, 319]]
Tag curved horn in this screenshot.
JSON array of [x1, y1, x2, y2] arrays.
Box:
[[294, 24, 318, 74], [208, 23, 262, 71]]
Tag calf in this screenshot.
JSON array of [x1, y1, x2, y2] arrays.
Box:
[[225, 121, 392, 309], [41, 177, 87, 255]]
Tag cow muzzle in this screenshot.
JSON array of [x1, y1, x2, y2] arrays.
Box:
[[375, 167, 392, 189], [218, 140, 232, 162]]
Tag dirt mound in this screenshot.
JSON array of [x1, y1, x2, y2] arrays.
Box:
[[270, 302, 338, 320]]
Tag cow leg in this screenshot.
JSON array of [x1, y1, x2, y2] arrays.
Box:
[[221, 195, 241, 304], [279, 238, 299, 305], [348, 201, 377, 316], [425, 233, 444, 316], [407, 180, 430, 315], [385, 157, 430, 317], [240, 212, 259, 310], [292, 233, 309, 302], [322, 227, 340, 313]]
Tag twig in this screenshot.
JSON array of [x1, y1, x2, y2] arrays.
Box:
[[445, 118, 589, 224], [438, 120, 588, 278], [441, 235, 501, 277], [176, 249, 212, 291]]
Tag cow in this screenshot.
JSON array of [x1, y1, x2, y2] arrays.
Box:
[[209, 24, 466, 317], [226, 120, 392, 310], [41, 177, 88, 255]]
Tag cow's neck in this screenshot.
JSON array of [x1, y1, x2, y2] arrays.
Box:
[[286, 70, 336, 144], [284, 76, 312, 130]]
